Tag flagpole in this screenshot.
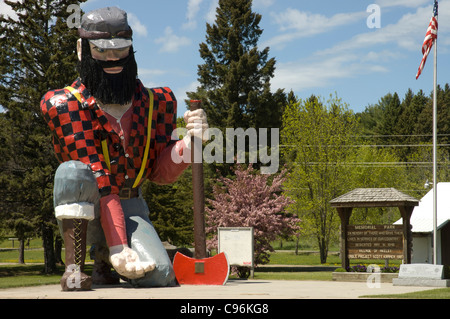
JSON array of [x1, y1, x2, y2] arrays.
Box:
[[432, 27, 438, 265], [416, 0, 438, 264]]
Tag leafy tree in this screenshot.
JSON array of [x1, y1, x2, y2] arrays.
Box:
[[0, 0, 86, 273], [346, 146, 411, 225], [205, 165, 300, 270], [281, 94, 358, 263]]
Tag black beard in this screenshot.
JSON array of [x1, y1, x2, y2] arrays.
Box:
[[78, 39, 138, 105]]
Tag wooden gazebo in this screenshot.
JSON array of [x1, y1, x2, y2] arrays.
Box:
[[330, 188, 419, 270]]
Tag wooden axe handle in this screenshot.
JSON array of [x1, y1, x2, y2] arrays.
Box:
[[190, 100, 207, 259]]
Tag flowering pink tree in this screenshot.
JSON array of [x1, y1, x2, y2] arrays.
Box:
[[206, 165, 301, 268]]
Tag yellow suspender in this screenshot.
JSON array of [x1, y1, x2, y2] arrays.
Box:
[[132, 90, 153, 188], [101, 139, 111, 171], [65, 86, 154, 188]]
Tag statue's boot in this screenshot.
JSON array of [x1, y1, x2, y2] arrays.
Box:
[[60, 219, 92, 291]]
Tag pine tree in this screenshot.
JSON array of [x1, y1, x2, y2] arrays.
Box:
[[397, 90, 427, 160], [0, 0, 86, 272], [379, 92, 402, 145], [188, 0, 286, 130], [440, 84, 450, 146]]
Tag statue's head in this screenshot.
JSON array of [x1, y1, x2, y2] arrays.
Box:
[[76, 7, 138, 105]]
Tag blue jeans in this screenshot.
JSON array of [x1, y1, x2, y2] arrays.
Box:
[[54, 160, 177, 287]]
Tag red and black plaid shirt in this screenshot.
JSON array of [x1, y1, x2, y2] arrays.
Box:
[[41, 78, 183, 197]]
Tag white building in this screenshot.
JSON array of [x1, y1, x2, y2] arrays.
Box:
[[394, 182, 450, 265]]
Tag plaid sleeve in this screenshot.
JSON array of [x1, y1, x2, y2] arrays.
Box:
[[153, 87, 177, 148], [147, 87, 189, 184], [40, 89, 118, 197]]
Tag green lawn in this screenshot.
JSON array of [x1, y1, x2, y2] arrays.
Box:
[[361, 288, 450, 299], [1, 240, 449, 298], [253, 271, 332, 281], [0, 264, 64, 288], [269, 251, 340, 265]]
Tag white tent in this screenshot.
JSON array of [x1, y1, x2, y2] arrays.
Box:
[[394, 182, 450, 265]]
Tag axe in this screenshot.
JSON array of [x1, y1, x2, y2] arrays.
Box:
[[172, 100, 229, 285]]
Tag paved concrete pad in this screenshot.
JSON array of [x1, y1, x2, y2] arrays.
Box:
[[0, 279, 435, 299]]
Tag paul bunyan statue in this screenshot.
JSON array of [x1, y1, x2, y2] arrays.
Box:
[[40, 7, 208, 291]]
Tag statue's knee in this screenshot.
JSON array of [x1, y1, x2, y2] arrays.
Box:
[[54, 161, 99, 221]]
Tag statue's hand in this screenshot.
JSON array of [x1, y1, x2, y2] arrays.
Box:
[[109, 245, 155, 279], [183, 109, 209, 148]]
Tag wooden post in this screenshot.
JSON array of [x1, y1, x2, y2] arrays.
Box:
[[337, 207, 352, 270], [399, 206, 414, 264], [190, 100, 207, 259]]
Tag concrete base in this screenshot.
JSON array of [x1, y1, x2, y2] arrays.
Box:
[[393, 278, 450, 287]]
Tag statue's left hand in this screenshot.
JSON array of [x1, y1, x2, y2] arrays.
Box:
[[109, 245, 155, 279]]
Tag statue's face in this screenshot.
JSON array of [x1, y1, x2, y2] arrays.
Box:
[[77, 38, 138, 105], [89, 43, 131, 75]]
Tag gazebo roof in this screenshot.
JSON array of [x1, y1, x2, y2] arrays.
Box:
[[330, 188, 419, 208]]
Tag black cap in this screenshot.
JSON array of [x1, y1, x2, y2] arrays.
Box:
[[78, 7, 133, 49]]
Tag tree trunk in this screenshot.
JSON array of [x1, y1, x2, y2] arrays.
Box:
[[318, 237, 328, 264], [18, 239, 25, 264], [42, 223, 57, 274], [54, 234, 64, 266]]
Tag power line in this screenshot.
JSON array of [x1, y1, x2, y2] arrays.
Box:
[[292, 162, 450, 167], [280, 144, 450, 148], [358, 134, 450, 138]]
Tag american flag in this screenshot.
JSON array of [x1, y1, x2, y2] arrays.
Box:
[[416, 0, 438, 79]]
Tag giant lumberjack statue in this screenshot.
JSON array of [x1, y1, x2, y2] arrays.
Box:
[[40, 7, 208, 291]]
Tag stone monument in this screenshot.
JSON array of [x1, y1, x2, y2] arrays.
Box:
[[393, 264, 450, 287]]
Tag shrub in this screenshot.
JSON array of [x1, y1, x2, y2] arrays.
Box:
[[206, 165, 301, 267]]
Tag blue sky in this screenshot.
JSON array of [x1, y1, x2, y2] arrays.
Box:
[[2, 0, 450, 116]]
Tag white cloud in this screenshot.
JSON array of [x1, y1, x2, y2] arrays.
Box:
[[265, 8, 367, 49], [206, 0, 219, 24], [138, 68, 167, 77], [253, 0, 275, 9], [271, 54, 388, 93], [273, 9, 363, 32], [183, 0, 204, 30], [317, 1, 448, 56], [375, 0, 430, 8], [127, 12, 148, 37], [177, 80, 200, 107], [141, 70, 171, 90], [268, 1, 450, 93], [181, 0, 218, 29], [154, 26, 192, 53], [0, 0, 20, 21]]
